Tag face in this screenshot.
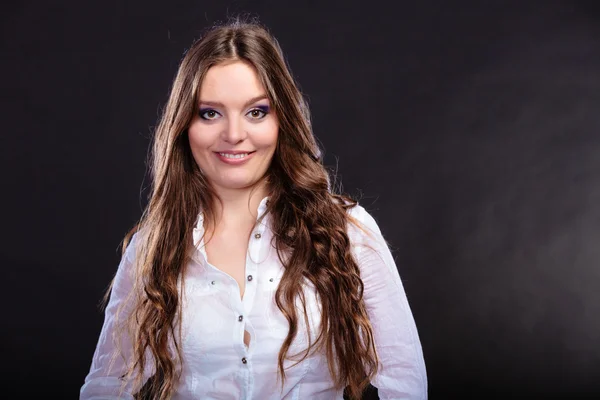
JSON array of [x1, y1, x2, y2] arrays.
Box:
[[188, 60, 278, 194]]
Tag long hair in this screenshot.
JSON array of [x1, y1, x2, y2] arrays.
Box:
[[110, 16, 379, 400]]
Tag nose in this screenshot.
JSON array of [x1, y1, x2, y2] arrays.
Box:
[[221, 116, 247, 144]]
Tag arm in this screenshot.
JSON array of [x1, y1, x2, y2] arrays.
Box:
[[352, 206, 428, 400], [80, 234, 144, 400]]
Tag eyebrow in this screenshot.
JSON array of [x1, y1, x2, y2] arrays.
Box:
[[198, 94, 269, 108]]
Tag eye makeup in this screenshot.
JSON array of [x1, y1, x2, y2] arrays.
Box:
[[198, 108, 220, 120], [254, 105, 270, 113], [197, 104, 271, 120], [246, 104, 271, 120]]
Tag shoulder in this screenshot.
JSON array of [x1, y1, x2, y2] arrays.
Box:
[[346, 203, 383, 238], [345, 203, 388, 259], [118, 229, 145, 280], [123, 231, 141, 262]]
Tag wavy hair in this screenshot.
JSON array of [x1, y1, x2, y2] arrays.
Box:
[[109, 16, 379, 400]]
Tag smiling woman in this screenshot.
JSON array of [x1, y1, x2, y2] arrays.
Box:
[[80, 16, 427, 400], [188, 61, 278, 194]]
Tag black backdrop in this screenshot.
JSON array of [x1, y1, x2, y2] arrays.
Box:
[[2, 0, 600, 398]]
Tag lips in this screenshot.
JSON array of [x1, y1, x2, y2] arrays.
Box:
[[216, 151, 255, 158], [214, 150, 256, 165]]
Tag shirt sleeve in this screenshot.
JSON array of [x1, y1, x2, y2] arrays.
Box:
[[351, 205, 428, 399], [80, 233, 145, 400]]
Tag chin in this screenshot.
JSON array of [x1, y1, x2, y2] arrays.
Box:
[[214, 178, 261, 190]]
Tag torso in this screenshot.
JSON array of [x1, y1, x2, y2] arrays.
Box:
[[205, 227, 252, 299], [205, 225, 254, 348]]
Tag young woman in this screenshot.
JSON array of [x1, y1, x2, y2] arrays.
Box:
[[80, 18, 427, 400]]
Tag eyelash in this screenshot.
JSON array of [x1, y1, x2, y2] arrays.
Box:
[[199, 106, 270, 121]]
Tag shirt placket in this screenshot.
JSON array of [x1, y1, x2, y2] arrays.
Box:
[[191, 198, 270, 399], [236, 216, 269, 399]]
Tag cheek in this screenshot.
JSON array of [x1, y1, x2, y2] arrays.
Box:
[[187, 133, 216, 172], [188, 125, 216, 156], [252, 121, 279, 149]]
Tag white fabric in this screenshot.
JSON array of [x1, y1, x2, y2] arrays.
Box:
[[80, 197, 427, 399]]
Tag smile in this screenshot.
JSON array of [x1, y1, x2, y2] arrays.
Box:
[[214, 151, 256, 165], [219, 152, 250, 159]]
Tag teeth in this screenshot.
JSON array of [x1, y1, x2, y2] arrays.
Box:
[[219, 152, 249, 159]]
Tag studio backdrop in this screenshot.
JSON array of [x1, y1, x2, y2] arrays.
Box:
[[1, 0, 599, 398]]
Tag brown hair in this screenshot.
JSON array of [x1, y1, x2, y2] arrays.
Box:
[[110, 16, 379, 400]]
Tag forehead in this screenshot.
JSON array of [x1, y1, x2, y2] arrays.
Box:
[[199, 61, 267, 103]]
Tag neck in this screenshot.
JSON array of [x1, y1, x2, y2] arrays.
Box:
[[205, 180, 269, 233]]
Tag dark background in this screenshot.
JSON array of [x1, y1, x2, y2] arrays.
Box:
[[2, 0, 600, 398]]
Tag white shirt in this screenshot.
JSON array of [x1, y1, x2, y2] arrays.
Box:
[[81, 197, 427, 399]]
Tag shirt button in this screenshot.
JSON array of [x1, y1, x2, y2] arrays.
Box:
[[242, 357, 247, 364], [269, 278, 274, 282], [238, 315, 243, 322], [247, 275, 253, 281], [211, 281, 215, 285], [254, 233, 262, 239]]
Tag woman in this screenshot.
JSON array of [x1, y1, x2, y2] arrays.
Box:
[[80, 18, 427, 400]]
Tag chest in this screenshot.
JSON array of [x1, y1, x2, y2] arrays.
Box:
[[204, 230, 251, 298], [178, 258, 327, 397], [180, 255, 323, 370]]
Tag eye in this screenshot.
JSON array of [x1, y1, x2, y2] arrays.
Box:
[[247, 106, 269, 120], [199, 109, 221, 120]]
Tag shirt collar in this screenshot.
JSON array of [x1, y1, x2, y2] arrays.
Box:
[[192, 196, 270, 259]]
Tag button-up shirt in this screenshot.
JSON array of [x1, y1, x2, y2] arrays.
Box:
[[80, 197, 427, 399]]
